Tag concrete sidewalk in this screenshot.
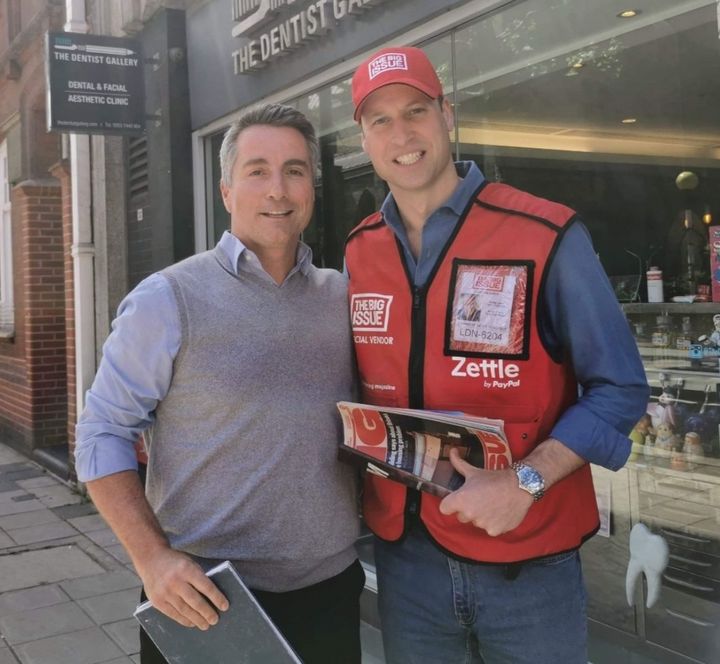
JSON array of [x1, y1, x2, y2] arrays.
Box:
[[0, 444, 384, 664]]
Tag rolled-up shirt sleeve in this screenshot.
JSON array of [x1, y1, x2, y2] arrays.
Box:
[[543, 222, 650, 470], [74, 274, 181, 482]]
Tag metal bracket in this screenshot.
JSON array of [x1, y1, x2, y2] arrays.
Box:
[[144, 53, 161, 71], [145, 111, 162, 128]]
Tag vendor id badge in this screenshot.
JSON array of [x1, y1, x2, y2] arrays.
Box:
[[445, 260, 533, 359]]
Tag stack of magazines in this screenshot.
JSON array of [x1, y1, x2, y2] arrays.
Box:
[[337, 401, 512, 497]]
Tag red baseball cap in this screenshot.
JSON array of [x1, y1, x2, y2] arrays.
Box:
[[351, 46, 443, 121]]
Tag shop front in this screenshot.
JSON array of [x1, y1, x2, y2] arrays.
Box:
[[187, 0, 720, 661]]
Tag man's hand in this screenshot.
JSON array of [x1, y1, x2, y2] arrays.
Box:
[[438, 448, 533, 537], [136, 548, 229, 630], [85, 471, 229, 631]]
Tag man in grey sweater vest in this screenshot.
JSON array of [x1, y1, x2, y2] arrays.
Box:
[[74, 104, 362, 663]]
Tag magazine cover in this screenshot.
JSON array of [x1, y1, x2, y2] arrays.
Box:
[[337, 401, 512, 498]]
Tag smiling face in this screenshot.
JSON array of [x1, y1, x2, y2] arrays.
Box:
[[359, 84, 458, 207], [220, 124, 314, 258]]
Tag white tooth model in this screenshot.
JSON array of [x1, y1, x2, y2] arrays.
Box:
[[625, 523, 669, 609]]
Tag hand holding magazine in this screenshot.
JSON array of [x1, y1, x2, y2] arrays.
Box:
[[337, 401, 512, 497]]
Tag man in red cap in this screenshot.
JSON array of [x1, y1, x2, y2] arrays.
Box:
[[345, 45, 648, 663]]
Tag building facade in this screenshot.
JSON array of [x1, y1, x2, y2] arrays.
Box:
[[4, 0, 719, 660], [0, 0, 72, 472], [183, 1, 720, 662]]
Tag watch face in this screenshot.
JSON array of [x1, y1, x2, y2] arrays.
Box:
[[517, 465, 544, 494]]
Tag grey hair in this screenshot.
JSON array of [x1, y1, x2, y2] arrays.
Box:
[[219, 103, 320, 187]]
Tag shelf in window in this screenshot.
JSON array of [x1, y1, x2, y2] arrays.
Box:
[[622, 303, 720, 315]]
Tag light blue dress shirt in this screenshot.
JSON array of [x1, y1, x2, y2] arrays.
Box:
[[74, 232, 313, 481], [377, 161, 649, 470]]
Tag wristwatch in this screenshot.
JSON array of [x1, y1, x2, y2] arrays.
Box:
[[511, 462, 545, 501]]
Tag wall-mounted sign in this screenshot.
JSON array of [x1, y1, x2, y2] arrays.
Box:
[[231, 0, 387, 74], [46, 32, 145, 135]]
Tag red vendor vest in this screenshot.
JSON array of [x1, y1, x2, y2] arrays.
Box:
[[345, 182, 600, 563]]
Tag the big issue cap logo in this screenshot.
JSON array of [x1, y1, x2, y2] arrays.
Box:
[[231, 0, 387, 74]]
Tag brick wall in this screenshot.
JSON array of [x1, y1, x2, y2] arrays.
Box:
[[0, 180, 68, 450]]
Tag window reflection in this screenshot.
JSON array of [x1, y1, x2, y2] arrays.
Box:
[[293, 77, 384, 269]]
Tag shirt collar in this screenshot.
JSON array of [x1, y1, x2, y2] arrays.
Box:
[[217, 231, 313, 277], [379, 161, 485, 229]]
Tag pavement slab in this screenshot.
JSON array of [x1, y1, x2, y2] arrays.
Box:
[[0, 463, 36, 474], [0, 531, 13, 548], [104, 544, 132, 565], [67, 514, 108, 533], [0, 448, 28, 464], [60, 569, 141, 600], [15, 477, 60, 490], [102, 618, 140, 656], [0, 601, 94, 645], [13, 626, 124, 664], [85, 528, 120, 548], [0, 644, 19, 664], [3, 470, 44, 482], [0, 546, 105, 593], [0, 492, 44, 517], [30, 485, 83, 508], [51, 503, 97, 520], [0, 510, 61, 531], [6, 522, 78, 546], [0, 480, 19, 493], [77, 588, 139, 625], [0, 585, 68, 617]]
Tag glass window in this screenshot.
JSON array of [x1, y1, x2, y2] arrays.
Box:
[[200, 7, 720, 657], [206, 131, 229, 248], [292, 77, 384, 269], [0, 139, 13, 335], [454, 3, 720, 662], [454, 0, 720, 280]]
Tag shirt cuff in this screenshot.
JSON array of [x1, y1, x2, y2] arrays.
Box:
[[74, 435, 139, 483], [550, 403, 632, 471]]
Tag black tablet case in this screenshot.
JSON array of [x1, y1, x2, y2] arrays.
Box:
[[134, 560, 302, 663]]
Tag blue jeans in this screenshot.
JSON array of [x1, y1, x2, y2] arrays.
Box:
[[375, 527, 587, 664]]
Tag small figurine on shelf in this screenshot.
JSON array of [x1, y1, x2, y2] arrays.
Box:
[[670, 448, 688, 470], [647, 389, 677, 431], [682, 431, 705, 458], [629, 414, 651, 460], [653, 422, 679, 452], [710, 314, 720, 347]]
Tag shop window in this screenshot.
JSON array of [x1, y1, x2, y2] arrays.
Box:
[[452, 3, 720, 662], [0, 139, 13, 336], [453, 0, 720, 285], [206, 131, 229, 248], [293, 77, 377, 269]]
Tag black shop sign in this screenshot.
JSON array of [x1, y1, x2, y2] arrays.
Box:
[[46, 32, 145, 135]]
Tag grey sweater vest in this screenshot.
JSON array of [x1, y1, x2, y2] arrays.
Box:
[[148, 246, 359, 592]]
